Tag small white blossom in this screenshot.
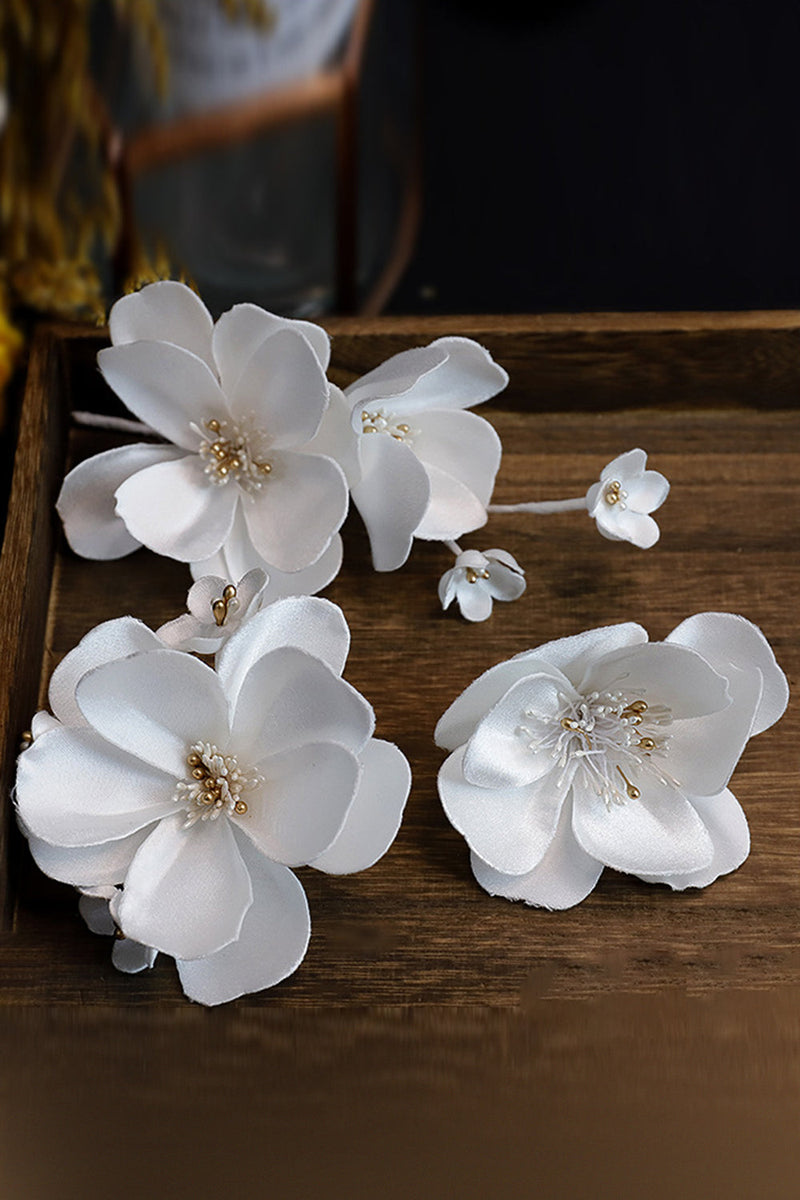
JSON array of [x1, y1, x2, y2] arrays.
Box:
[[585, 448, 669, 548], [436, 614, 787, 908], [157, 568, 269, 653], [439, 548, 525, 622]]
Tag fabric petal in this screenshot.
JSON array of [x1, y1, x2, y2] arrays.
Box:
[[303, 384, 361, 487], [666, 612, 789, 736], [98, 342, 227, 449], [664, 662, 762, 796], [28, 827, 152, 886], [345, 337, 508, 416], [438, 569, 457, 609], [212, 303, 330, 398], [311, 738, 411, 874], [48, 615, 164, 727], [118, 813, 252, 959], [115, 454, 238, 562], [31, 711, 60, 739], [413, 409, 502, 509], [572, 774, 714, 876], [176, 838, 309, 1005], [236, 742, 359, 867], [636, 788, 750, 889], [240, 450, 347, 572], [462, 673, 574, 789], [15, 727, 176, 846], [470, 796, 604, 909], [596, 506, 660, 548], [413, 462, 488, 541], [439, 745, 564, 875], [230, 646, 374, 760], [79, 892, 117, 935], [57, 443, 186, 560], [75, 650, 229, 779], [581, 642, 730, 720], [627, 469, 670, 512], [601, 448, 647, 480], [112, 938, 158, 973], [455, 579, 494, 622], [109, 281, 216, 372], [229, 328, 328, 447], [351, 433, 430, 571], [485, 562, 526, 602]]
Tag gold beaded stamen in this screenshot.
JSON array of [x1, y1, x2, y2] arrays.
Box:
[[174, 742, 262, 827], [360, 409, 416, 444], [465, 566, 491, 585], [212, 584, 239, 627], [198, 417, 273, 493], [603, 479, 628, 509]]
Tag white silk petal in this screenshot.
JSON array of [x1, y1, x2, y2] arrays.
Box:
[[664, 662, 762, 796], [115, 455, 238, 562], [413, 463, 488, 541], [48, 616, 164, 727], [112, 938, 158, 973], [470, 797, 604, 909], [572, 774, 715, 876], [636, 788, 750, 889], [303, 384, 361, 486], [486, 561, 526, 601], [596, 506, 660, 548], [666, 612, 789, 736], [454, 580, 494, 622], [109, 281, 216, 373], [413, 409, 502, 510], [75, 650, 229, 778], [56, 443, 186, 560], [346, 337, 508, 415], [212, 303, 330, 398], [79, 892, 117, 935], [311, 738, 411, 874], [176, 838, 309, 1006], [230, 646, 374, 760], [439, 745, 564, 876], [601, 448, 647, 480], [28, 827, 151, 886], [240, 451, 347, 572], [627, 469, 670, 512], [98, 342, 227, 449], [351, 434, 430, 571], [15, 727, 176, 846], [118, 814, 252, 959], [581, 642, 730, 720], [462, 673, 575, 789], [237, 742, 359, 866], [31, 711, 60, 739], [228, 328, 328, 447]]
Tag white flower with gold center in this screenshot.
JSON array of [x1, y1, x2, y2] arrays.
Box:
[[436, 615, 787, 908], [16, 597, 411, 1005], [157, 568, 269, 653], [439, 547, 525, 622], [57, 280, 348, 576], [585, 448, 670, 549]]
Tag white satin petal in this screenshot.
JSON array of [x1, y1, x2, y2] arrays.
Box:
[[28, 827, 151, 886], [439, 745, 564, 875], [112, 937, 158, 973], [636, 788, 750, 889], [572, 774, 714, 876], [311, 739, 411, 874], [665, 662, 762, 796], [462, 674, 575, 789], [228, 328, 328, 448], [212, 303, 330, 398], [666, 612, 789, 736], [351, 434, 430, 571], [486, 561, 526, 601], [470, 797, 604, 909], [581, 642, 730, 719], [596, 506, 660, 548], [454, 580, 494, 622], [303, 384, 361, 486], [48, 616, 164, 727], [230, 646, 374, 760], [118, 814, 252, 960], [56, 443, 186, 560], [601, 448, 647, 480], [109, 281, 215, 373], [98, 342, 227, 449], [345, 337, 508, 415], [240, 450, 347, 572], [413, 463, 488, 541], [628, 469, 670, 512], [237, 742, 359, 866], [115, 455, 238, 562], [75, 650, 229, 779], [413, 409, 502, 510], [176, 838, 309, 1006], [79, 892, 117, 935], [15, 727, 176, 846], [31, 711, 61, 739]]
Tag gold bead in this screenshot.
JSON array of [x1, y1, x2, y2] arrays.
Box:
[[465, 567, 479, 584], [234, 800, 248, 815], [187, 752, 202, 766], [200, 792, 215, 806], [222, 584, 237, 601], [207, 419, 221, 433], [638, 737, 656, 751], [397, 424, 410, 433], [192, 766, 206, 780]]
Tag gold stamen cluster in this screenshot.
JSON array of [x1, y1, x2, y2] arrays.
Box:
[[199, 417, 272, 493], [360, 410, 415, 443], [465, 566, 490, 585], [174, 741, 261, 827], [603, 479, 628, 509], [211, 584, 239, 627]]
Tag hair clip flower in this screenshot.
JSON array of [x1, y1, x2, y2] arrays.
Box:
[[16, 596, 411, 1004], [435, 614, 787, 908], [439, 546, 525, 622], [157, 568, 269, 653]]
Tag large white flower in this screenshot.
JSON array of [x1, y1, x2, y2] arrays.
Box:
[[309, 338, 508, 570], [16, 597, 411, 1004], [436, 614, 788, 908], [57, 281, 348, 574]]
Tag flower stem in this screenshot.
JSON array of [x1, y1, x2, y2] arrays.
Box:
[[443, 539, 463, 556], [72, 411, 157, 436], [488, 497, 587, 514]]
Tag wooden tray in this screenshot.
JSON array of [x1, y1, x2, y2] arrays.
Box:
[[1, 315, 799, 1196]]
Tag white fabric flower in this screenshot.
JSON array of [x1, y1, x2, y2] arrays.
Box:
[[157, 568, 269, 653], [308, 338, 508, 571], [16, 597, 411, 1005], [585, 448, 669, 549], [436, 614, 788, 909], [57, 281, 348, 574], [439, 548, 525, 622]]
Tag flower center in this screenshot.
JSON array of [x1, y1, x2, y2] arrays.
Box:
[[211, 584, 239, 627], [603, 479, 628, 509], [174, 742, 262, 827], [518, 689, 673, 809], [360, 409, 417, 445], [465, 566, 490, 585], [197, 417, 273, 493]]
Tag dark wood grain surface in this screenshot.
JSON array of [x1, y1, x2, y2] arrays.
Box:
[[1, 316, 798, 1198]]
